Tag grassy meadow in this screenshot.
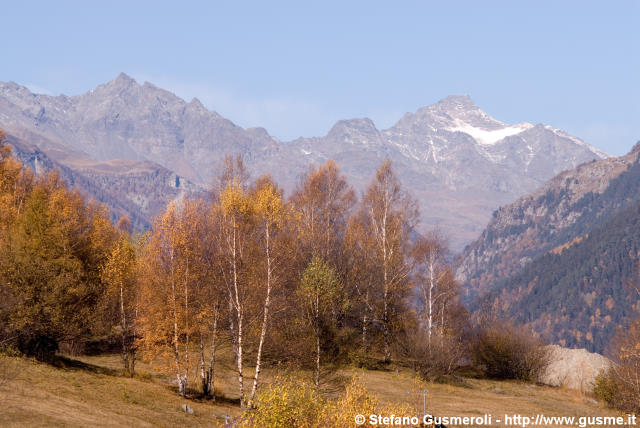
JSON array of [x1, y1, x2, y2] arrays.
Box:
[[0, 352, 625, 427]]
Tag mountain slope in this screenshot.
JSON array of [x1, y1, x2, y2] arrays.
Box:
[[458, 143, 640, 352], [6, 133, 200, 230], [0, 75, 606, 247]]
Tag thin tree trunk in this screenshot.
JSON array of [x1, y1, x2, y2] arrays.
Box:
[[382, 218, 391, 363], [119, 282, 128, 374], [428, 254, 434, 353], [170, 250, 186, 397], [315, 329, 321, 391], [382, 201, 391, 363], [231, 219, 245, 407], [249, 223, 273, 407], [440, 304, 445, 349], [228, 292, 236, 363], [129, 350, 135, 378], [199, 334, 207, 395], [362, 288, 371, 353], [362, 313, 368, 352], [183, 260, 190, 395], [208, 314, 218, 400], [129, 305, 138, 378]]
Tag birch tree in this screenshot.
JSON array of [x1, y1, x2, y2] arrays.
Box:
[[137, 200, 203, 397], [411, 233, 447, 349], [192, 202, 222, 399], [344, 212, 379, 353], [215, 177, 254, 407], [101, 232, 138, 376], [247, 176, 286, 407], [361, 159, 416, 362]]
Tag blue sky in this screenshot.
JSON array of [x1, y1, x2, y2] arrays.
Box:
[[3, 1, 638, 154]]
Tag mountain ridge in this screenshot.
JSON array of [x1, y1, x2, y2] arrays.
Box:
[[0, 73, 607, 248]]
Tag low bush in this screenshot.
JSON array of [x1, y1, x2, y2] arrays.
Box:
[[593, 371, 620, 407], [472, 322, 549, 382], [399, 330, 468, 381], [242, 375, 415, 428], [599, 318, 640, 413]]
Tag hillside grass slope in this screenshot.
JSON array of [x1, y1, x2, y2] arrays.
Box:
[[0, 354, 623, 427]]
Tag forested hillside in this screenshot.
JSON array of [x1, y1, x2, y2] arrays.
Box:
[[460, 142, 640, 352], [478, 203, 640, 352]]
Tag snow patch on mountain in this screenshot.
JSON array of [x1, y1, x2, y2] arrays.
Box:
[[448, 120, 534, 145]]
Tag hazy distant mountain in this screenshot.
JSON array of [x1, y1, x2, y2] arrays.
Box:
[[0, 74, 607, 248], [6, 133, 200, 230], [457, 143, 640, 352]]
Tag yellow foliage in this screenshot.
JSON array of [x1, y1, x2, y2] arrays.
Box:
[[253, 180, 284, 225], [220, 179, 253, 217], [242, 376, 416, 428]]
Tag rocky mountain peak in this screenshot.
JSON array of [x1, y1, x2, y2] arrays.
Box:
[[327, 118, 379, 141], [188, 97, 205, 109], [114, 72, 136, 86], [433, 94, 476, 112], [0, 81, 38, 104], [392, 94, 504, 133], [84, 73, 142, 102]]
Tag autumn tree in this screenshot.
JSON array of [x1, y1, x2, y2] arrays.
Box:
[[288, 160, 355, 365], [0, 131, 32, 347], [297, 256, 343, 391], [289, 160, 356, 268], [345, 211, 381, 354], [247, 175, 288, 407], [196, 207, 224, 398], [1, 170, 116, 360], [101, 222, 138, 376], [137, 200, 208, 396], [214, 173, 256, 406], [395, 233, 470, 379], [359, 159, 416, 362], [410, 232, 467, 350]]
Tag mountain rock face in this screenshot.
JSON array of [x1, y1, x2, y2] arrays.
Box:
[[457, 143, 640, 352], [0, 74, 606, 247], [6, 133, 200, 230]]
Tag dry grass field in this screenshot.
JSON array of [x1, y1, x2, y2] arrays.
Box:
[[0, 353, 628, 427]]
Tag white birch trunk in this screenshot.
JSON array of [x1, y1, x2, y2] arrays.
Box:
[[428, 253, 434, 351], [231, 219, 245, 407], [248, 223, 273, 407]]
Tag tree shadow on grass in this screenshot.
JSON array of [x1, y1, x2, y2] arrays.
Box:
[[50, 355, 121, 377], [167, 384, 242, 406]]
